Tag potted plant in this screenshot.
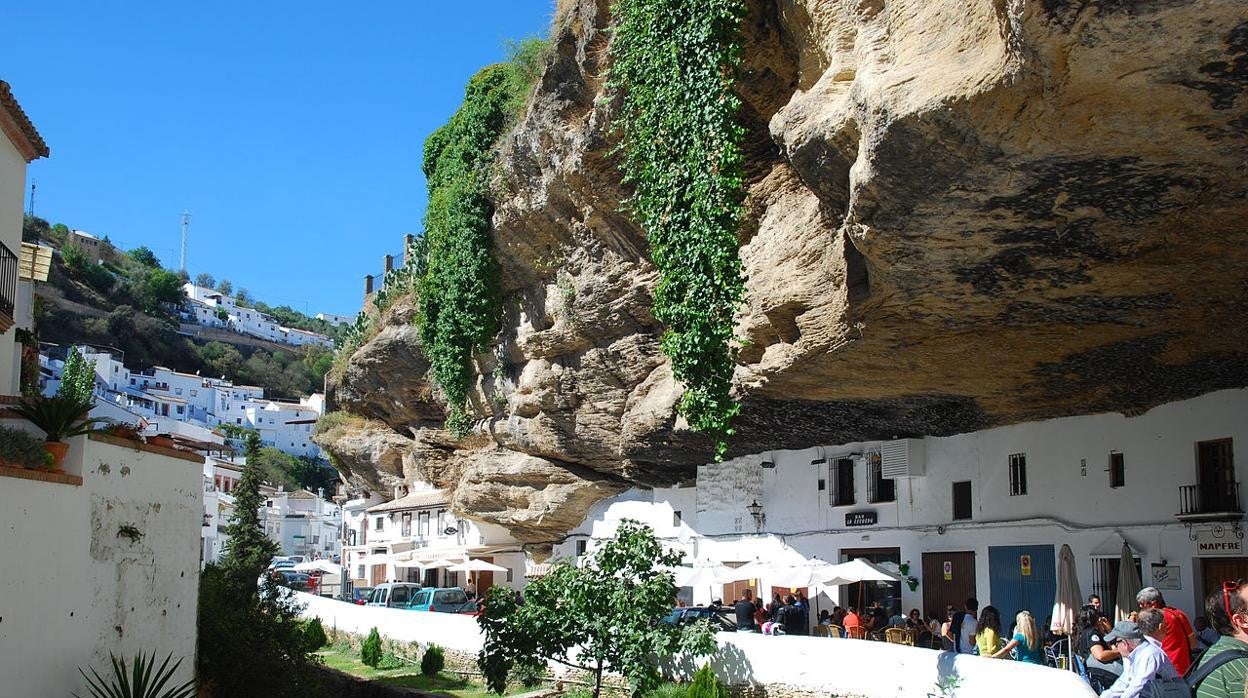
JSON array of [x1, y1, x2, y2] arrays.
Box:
[[0, 425, 54, 470], [12, 395, 104, 469]]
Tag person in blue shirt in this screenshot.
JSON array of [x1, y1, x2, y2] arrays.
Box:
[[992, 610, 1045, 663]]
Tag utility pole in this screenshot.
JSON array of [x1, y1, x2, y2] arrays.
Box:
[[180, 209, 190, 273], [27, 181, 35, 217]]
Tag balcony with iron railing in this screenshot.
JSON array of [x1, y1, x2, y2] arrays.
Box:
[[0, 241, 17, 332], [1177, 482, 1244, 522]]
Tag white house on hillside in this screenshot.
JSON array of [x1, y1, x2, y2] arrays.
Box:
[[181, 282, 333, 348]]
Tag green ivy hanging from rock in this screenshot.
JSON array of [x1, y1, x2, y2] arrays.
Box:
[[609, 0, 747, 459], [417, 43, 547, 436]]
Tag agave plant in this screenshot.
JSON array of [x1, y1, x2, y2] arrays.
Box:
[[75, 651, 196, 698], [12, 395, 104, 442]]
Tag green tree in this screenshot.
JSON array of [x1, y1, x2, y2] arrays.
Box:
[[686, 665, 728, 698], [194, 272, 215, 288], [361, 628, 383, 668], [22, 213, 51, 242], [236, 287, 253, 306], [57, 346, 96, 407], [220, 438, 279, 582], [477, 520, 716, 697], [128, 246, 161, 268], [217, 278, 233, 296], [135, 267, 185, 313]]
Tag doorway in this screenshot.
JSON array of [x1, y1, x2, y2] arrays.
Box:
[[988, 545, 1056, 630], [1198, 440, 1237, 513], [840, 547, 901, 613], [1200, 557, 1248, 613], [922, 551, 976, 620]]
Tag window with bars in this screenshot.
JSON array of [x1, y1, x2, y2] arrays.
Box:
[[1009, 453, 1028, 496], [374, 516, 383, 531], [1109, 452, 1125, 488], [867, 452, 896, 503], [1090, 556, 1142, 615], [417, 511, 430, 537], [830, 458, 855, 506]]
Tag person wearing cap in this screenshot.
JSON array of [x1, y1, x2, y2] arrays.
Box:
[[1099, 619, 1179, 698], [1137, 585, 1196, 674]]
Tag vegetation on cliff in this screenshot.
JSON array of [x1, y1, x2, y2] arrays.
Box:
[[609, 0, 747, 458], [416, 39, 548, 435]]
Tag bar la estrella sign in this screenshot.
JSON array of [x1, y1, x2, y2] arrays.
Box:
[[845, 511, 878, 527], [1196, 529, 1244, 556]]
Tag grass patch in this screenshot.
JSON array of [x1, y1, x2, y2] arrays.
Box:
[[318, 649, 528, 697]]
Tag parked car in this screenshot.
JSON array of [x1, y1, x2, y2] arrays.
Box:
[[271, 571, 311, 591], [365, 582, 422, 608], [268, 559, 296, 571], [406, 587, 472, 613], [351, 587, 373, 605], [661, 606, 736, 632]]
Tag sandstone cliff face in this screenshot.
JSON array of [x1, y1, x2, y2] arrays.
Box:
[[320, 0, 1248, 549]]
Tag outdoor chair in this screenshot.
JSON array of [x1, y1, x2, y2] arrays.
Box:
[[813, 625, 829, 637], [884, 628, 907, 644], [845, 625, 867, 640], [826, 625, 844, 638]]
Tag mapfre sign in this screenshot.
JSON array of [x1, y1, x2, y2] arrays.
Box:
[[1196, 529, 1244, 556]]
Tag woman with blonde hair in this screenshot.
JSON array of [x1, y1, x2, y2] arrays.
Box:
[[993, 610, 1045, 663]]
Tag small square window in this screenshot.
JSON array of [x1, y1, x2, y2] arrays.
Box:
[[953, 481, 973, 521], [1109, 452, 1125, 488], [576, 540, 587, 557], [817, 478, 826, 491], [673, 510, 682, 527]]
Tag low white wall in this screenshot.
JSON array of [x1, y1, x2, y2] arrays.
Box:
[[298, 592, 485, 653], [669, 634, 1097, 697], [302, 595, 1095, 697], [0, 435, 202, 698]]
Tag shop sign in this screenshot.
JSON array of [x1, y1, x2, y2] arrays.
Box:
[[1196, 529, 1243, 556], [1150, 564, 1180, 590], [845, 511, 878, 527], [1021, 554, 1032, 576], [943, 561, 953, 581]]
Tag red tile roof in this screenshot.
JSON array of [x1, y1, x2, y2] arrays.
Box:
[[0, 81, 49, 161]]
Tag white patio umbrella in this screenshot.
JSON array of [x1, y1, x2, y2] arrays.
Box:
[[449, 559, 509, 574], [1115, 542, 1142, 622], [673, 562, 734, 588], [819, 558, 904, 586], [1050, 544, 1082, 643], [719, 558, 778, 583], [772, 558, 838, 589]]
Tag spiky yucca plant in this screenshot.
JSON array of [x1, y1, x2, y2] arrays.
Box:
[[75, 651, 196, 698]]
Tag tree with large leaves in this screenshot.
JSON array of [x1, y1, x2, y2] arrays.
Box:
[[478, 520, 717, 697]]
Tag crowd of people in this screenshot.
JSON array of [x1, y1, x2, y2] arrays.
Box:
[[724, 581, 1248, 696]]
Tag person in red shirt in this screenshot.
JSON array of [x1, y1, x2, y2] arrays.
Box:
[[843, 605, 863, 629], [1136, 586, 1196, 674]]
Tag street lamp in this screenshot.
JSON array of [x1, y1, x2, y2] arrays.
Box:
[[747, 500, 765, 531]]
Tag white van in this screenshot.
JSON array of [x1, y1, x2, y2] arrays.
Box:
[[365, 582, 422, 608]]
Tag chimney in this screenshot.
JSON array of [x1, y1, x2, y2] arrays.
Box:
[[363, 274, 374, 298], [383, 254, 394, 274]]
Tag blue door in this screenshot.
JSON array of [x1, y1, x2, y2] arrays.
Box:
[[988, 545, 1056, 633]]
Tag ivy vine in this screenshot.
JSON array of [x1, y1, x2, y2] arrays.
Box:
[[609, 0, 747, 458], [418, 55, 542, 436]]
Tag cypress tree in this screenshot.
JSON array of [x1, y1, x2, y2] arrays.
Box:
[[220, 433, 278, 583]]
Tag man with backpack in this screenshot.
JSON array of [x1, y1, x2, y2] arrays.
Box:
[[943, 597, 979, 654], [1188, 581, 1248, 698]]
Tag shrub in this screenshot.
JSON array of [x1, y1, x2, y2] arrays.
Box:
[[76, 651, 196, 698], [0, 425, 52, 469], [686, 665, 727, 698], [302, 617, 328, 651], [646, 683, 688, 698], [361, 627, 383, 668], [421, 644, 445, 677]]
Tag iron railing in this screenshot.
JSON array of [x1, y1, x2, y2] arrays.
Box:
[[0, 241, 17, 326], [1179, 482, 1242, 516]]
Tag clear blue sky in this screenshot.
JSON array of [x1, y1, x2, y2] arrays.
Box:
[[2, 2, 554, 317]]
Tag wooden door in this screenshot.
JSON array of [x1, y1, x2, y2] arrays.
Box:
[[721, 579, 754, 606], [1198, 440, 1236, 512], [1201, 557, 1248, 612], [370, 563, 386, 586], [923, 551, 976, 620], [476, 557, 495, 597]]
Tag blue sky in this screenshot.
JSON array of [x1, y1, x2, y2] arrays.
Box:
[[2, 2, 554, 317]]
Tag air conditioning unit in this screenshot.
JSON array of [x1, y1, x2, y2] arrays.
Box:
[[880, 439, 926, 478]]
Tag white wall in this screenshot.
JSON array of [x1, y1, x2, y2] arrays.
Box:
[[0, 113, 28, 395], [0, 435, 202, 698], [299, 593, 484, 653]]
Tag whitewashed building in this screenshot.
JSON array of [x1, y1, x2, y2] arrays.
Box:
[[315, 311, 355, 327], [341, 483, 525, 595], [261, 486, 342, 561], [556, 388, 1248, 627], [181, 282, 333, 348]]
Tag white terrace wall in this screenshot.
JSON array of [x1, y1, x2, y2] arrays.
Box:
[[0, 434, 202, 698], [299, 594, 1094, 697]]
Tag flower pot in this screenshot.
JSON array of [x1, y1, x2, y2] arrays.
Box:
[[43, 441, 70, 471]]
